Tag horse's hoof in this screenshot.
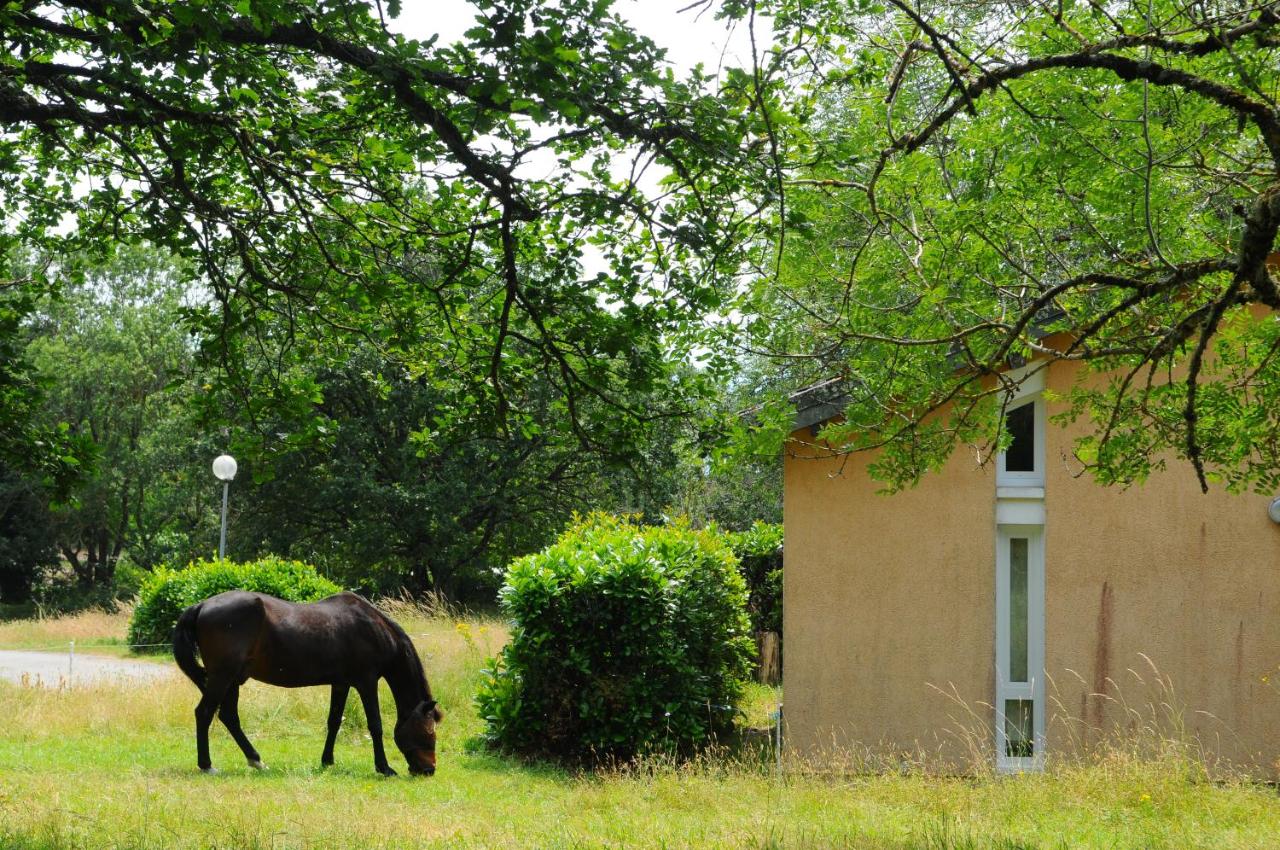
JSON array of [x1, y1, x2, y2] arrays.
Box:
[[201, 767, 219, 775], [376, 766, 398, 777], [248, 760, 267, 770]]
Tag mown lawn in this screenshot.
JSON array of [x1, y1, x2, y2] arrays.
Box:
[[0, 607, 1277, 849]]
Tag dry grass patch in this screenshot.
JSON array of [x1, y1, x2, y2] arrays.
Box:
[[0, 606, 135, 654]]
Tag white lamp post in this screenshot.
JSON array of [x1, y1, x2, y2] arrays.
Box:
[[212, 454, 237, 559]]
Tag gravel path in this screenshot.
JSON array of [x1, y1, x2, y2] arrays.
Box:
[[0, 650, 175, 687]]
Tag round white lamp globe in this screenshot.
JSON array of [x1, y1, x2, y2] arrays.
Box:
[[1269, 496, 1280, 525], [212, 454, 238, 482]]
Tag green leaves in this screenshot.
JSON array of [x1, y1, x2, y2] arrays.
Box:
[[227, 86, 260, 104], [0, 259, 95, 501], [723, 521, 783, 635], [734, 0, 1280, 493], [1, 0, 767, 464], [475, 513, 755, 764]]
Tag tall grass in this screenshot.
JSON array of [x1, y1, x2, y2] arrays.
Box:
[[0, 608, 1276, 849], [0, 606, 136, 653]]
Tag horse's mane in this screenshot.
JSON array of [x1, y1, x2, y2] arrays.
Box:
[[385, 614, 433, 703]]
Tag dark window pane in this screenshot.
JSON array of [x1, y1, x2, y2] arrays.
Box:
[[1004, 699, 1034, 758], [1005, 403, 1035, 472]]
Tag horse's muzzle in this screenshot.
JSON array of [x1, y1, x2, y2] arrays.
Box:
[[409, 752, 436, 776]]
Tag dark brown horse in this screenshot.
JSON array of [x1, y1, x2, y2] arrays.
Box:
[[173, 590, 443, 776]]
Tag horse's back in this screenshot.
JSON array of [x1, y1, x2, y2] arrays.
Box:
[[198, 589, 368, 627], [195, 590, 394, 688]]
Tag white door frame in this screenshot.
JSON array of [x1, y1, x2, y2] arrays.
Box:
[[995, 523, 1045, 772]]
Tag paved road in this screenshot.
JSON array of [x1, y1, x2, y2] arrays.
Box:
[[0, 650, 174, 687]]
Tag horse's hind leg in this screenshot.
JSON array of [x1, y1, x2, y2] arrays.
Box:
[[195, 674, 233, 773], [321, 683, 349, 767], [355, 681, 396, 776], [219, 684, 265, 769]]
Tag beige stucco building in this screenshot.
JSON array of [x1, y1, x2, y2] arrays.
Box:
[[783, 356, 1280, 776]]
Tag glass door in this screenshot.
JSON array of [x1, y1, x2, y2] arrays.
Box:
[[996, 525, 1044, 771]]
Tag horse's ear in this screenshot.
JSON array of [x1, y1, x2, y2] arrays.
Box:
[[421, 699, 443, 723]]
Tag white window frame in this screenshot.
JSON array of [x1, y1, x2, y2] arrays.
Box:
[[995, 524, 1045, 772], [995, 366, 1046, 489]]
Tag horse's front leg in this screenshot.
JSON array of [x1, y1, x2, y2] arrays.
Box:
[[355, 680, 396, 776], [321, 683, 350, 767]]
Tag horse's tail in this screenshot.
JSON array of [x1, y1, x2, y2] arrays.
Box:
[[173, 602, 206, 692]]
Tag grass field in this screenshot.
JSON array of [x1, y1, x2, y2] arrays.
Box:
[[0, 606, 144, 659], [0, 606, 1277, 849]]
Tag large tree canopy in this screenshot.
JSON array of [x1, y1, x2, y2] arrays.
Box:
[[2, 245, 739, 603], [7, 0, 1277, 507], [1, 0, 769, 458], [745, 0, 1280, 493]]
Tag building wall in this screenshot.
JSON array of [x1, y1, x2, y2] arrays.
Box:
[[1042, 359, 1280, 774], [784, 358, 1280, 775], [782, 431, 996, 768]]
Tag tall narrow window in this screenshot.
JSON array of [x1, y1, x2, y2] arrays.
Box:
[[1004, 404, 1035, 472], [997, 395, 1044, 487]]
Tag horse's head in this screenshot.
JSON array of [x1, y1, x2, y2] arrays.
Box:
[[394, 699, 443, 776]]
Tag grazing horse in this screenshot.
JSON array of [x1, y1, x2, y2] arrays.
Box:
[[172, 590, 443, 776]]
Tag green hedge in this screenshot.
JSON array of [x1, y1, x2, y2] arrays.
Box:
[[127, 556, 342, 651], [724, 521, 783, 635], [475, 514, 755, 764]]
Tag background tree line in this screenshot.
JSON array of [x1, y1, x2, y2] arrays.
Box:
[[0, 246, 779, 606]]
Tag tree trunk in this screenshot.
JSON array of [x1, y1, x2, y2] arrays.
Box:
[[72, 540, 94, 586], [757, 631, 781, 686]]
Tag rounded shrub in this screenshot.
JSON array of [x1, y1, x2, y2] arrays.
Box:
[[127, 556, 342, 650], [475, 513, 755, 764]]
